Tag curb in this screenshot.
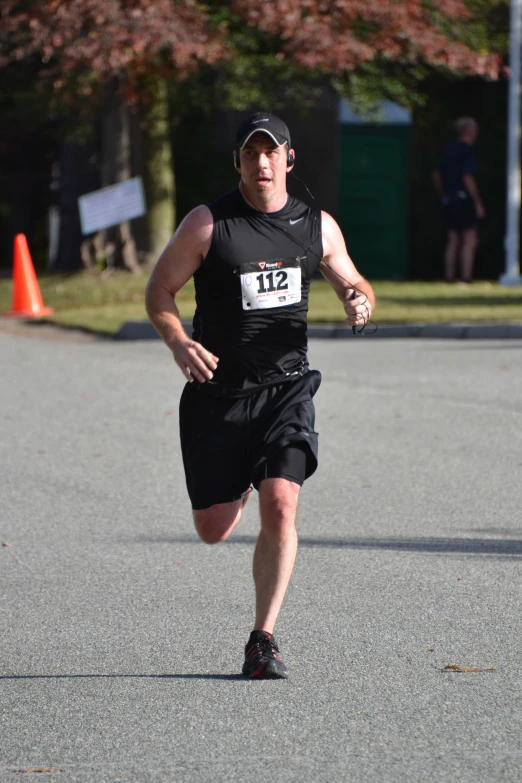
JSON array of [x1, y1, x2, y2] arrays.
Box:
[[116, 320, 522, 341]]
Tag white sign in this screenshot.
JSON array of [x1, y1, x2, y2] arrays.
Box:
[[78, 177, 146, 235]]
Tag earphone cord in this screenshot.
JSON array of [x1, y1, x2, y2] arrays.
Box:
[[290, 172, 316, 204], [240, 172, 377, 335], [290, 172, 376, 335], [321, 262, 377, 335]]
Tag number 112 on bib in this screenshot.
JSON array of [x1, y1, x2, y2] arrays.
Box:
[[240, 258, 302, 311]]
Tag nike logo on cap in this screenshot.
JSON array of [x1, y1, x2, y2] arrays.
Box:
[[289, 217, 304, 225]]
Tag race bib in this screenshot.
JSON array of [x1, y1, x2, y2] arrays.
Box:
[[240, 257, 303, 311]]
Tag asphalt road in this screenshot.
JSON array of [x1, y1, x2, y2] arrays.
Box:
[[1, 331, 521, 783]]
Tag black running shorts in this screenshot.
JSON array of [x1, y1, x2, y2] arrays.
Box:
[[443, 198, 477, 231], [179, 370, 321, 510]]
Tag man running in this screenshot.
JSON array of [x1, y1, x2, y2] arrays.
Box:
[[145, 111, 375, 679]]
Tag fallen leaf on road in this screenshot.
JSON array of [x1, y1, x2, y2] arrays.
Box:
[[2, 541, 13, 547], [362, 484, 372, 488], [444, 664, 496, 673], [164, 411, 174, 416]]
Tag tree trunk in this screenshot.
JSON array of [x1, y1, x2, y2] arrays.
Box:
[[141, 77, 175, 268], [100, 79, 140, 272]]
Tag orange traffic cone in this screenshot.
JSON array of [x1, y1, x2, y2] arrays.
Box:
[[5, 234, 54, 318]]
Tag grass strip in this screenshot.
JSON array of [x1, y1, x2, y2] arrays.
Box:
[[0, 272, 521, 335]]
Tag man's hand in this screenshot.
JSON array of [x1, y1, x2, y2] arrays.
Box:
[[170, 339, 219, 383], [475, 202, 486, 220], [344, 289, 372, 327]]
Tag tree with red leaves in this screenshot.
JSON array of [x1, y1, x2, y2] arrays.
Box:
[[231, 0, 501, 79], [1, 0, 224, 94], [1, 0, 225, 269], [0, 0, 503, 271]]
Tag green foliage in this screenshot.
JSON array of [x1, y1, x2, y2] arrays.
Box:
[[217, 27, 324, 111], [170, 6, 325, 115], [433, 0, 509, 56], [332, 0, 509, 118], [333, 60, 429, 118]]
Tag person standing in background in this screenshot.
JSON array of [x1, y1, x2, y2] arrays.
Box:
[[432, 117, 485, 285]]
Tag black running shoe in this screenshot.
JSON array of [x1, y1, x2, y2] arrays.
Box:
[[242, 630, 288, 679]]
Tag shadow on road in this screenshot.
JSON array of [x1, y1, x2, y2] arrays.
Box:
[[128, 534, 522, 559], [426, 343, 522, 350], [0, 674, 245, 681]]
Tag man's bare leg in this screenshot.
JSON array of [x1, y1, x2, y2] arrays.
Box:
[[193, 480, 298, 678], [253, 478, 300, 633], [193, 499, 244, 544], [444, 230, 460, 281], [460, 228, 478, 282]]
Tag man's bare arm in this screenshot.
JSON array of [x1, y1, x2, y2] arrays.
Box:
[[462, 173, 485, 218], [145, 205, 218, 383], [319, 211, 375, 328]]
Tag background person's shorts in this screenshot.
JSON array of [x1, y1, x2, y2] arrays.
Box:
[[443, 197, 478, 231], [179, 370, 321, 510]]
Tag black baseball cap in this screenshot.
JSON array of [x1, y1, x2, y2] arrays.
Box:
[[236, 112, 291, 149]]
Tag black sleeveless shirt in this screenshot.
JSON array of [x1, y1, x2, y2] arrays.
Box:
[[192, 187, 323, 397]]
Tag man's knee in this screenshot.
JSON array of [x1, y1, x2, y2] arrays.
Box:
[[462, 229, 478, 247], [447, 231, 459, 246], [193, 503, 241, 545], [259, 479, 299, 537]]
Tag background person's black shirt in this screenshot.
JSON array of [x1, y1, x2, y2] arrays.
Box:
[[437, 141, 477, 199]]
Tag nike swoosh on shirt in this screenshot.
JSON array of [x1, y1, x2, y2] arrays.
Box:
[[289, 218, 304, 225]]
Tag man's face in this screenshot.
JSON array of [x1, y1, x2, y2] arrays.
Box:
[[462, 125, 479, 144], [239, 134, 292, 203]]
